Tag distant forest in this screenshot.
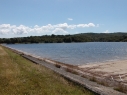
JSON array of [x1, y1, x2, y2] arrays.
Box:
[[1, 33, 127, 44]]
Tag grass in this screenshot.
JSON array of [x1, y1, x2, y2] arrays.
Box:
[[0, 46, 94, 95]]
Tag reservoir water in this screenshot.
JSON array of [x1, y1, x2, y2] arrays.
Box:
[[6, 42, 127, 65]]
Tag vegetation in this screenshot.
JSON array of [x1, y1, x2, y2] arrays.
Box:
[[0, 46, 94, 95], [1, 32, 127, 44]]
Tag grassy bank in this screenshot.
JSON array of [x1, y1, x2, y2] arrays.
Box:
[[0, 46, 94, 95]]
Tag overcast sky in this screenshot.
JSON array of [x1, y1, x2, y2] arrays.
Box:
[[0, 0, 127, 38]]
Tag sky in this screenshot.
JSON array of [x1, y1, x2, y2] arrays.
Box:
[[0, 0, 127, 38]]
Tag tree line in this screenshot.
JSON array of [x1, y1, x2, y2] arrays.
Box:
[[1, 33, 127, 44]]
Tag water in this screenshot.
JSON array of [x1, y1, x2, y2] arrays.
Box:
[[6, 42, 127, 65]]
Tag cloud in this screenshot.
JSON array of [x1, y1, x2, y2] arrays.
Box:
[[88, 23, 96, 27], [52, 28, 68, 35], [103, 30, 110, 33], [68, 25, 77, 29], [54, 23, 68, 30], [12, 25, 29, 34], [0, 24, 29, 35], [68, 18, 73, 21], [0, 23, 97, 35], [0, 24, 11, 34], [77, 23, 95, 28]]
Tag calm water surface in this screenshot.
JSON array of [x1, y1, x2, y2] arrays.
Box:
[[6, 42, 127, 65]]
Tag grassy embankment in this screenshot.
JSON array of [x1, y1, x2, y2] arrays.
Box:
[[0, 46, 94, 95]]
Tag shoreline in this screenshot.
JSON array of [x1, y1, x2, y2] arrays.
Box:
[[1, 44, 127, 94], [9, 45, 127, 83]]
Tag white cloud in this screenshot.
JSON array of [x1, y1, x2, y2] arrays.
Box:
[[0, 29, 10, 35], [52, 28, 68, 35], [103, 30, 110, 33], [0, 24, 11, 34], [88, 23, 95, 27], [77, 23, 95, 28], [68, 25, 77, 29], [0, 24, 29, 35], [12, 25, 29, 34], [54, 23, 68, 30], [68, 18, 73, 21], [0, 23, 97, 35], [77, 24, 89, 28]]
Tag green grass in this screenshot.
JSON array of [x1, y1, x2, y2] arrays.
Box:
[[0, 46, 94, 95]]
